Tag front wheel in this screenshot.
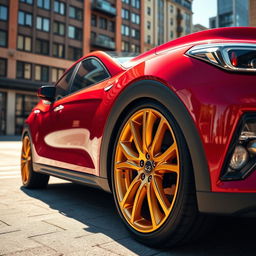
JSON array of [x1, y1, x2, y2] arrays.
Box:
[[111, 101, 206, 248]]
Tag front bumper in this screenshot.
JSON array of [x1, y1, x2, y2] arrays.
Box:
[[197, 191, 256, 217]]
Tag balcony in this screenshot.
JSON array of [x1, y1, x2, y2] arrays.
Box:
[[91, 0, 116, 16], [91, 35, 116, 50], [176, 26, 183, 34], [177, 13, 183, 20]]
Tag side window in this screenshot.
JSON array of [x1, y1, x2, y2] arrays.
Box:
[[55, 66, 75, 100], [70, 58, 110, 93]]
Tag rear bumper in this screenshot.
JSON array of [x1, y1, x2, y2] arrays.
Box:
[[197, 191, 256, 217]]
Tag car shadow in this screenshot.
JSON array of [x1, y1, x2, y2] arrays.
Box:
[[21, 181, 256, 256]]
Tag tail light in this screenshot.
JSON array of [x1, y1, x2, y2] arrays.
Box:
[[186, 43, 256, 72], [221, 114, 256, 181]]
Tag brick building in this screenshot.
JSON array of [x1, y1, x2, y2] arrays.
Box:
[[0, 0, 144, 135]]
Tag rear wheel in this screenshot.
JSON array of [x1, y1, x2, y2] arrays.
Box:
[[112, 101, 205, 248], [21, 135, 49, 189]]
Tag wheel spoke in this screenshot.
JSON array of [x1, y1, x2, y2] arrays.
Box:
[[154, 143, 177, 163], [142, 111, 157, 153], [129, 120, 143, 155], [120, 174, 141, 209], [155, 163, 179, 174], [120, 141, 139, 161], [130, 184, 147, 223], [147, 183, 163, 228], [152, 176, 170, 215], [115, 161, 140, 171], [150, 118, 166, 156], [21, 159, 26, 165], [26, 146, 31, 158], [22, 163, 27, 181], [23, 137, 28, 152]]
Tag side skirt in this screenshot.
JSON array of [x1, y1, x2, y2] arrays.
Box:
[[33, 163, 111, 192]]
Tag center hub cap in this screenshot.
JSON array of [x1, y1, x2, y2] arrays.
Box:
[[144, 160, 153, 173]]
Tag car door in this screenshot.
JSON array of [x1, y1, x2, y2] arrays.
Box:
[[31, 64, 76, 164], [39, 57, 111, 175]]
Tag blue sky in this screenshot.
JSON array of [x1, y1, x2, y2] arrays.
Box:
[[192, 0, 217, 28]]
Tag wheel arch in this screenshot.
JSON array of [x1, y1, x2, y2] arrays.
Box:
[[100, 79, 211, 193]]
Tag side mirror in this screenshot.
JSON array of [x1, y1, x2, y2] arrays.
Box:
[[37, 85, 56, 102]]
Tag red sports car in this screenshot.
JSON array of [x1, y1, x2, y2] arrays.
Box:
[[21, 27, 256, 247]]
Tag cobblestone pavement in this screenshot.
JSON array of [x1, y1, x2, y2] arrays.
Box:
[[1, 141, 256, 255]]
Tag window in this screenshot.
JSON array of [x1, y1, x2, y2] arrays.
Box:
[[68, 46, 82, 60], [54, 0, 65, 15], [35, 65, 49, 82], [170, 31, 173, 39], [52, 67, 64, 83], [0, 58, 7, 77], [99, 17, 107, 30], [36, 16, 50, 32], [37, 0, 50, 10], [0, 5, 8, 21], [147, 35, 151, 44], [109, 21, 115, 32], [121, 25, 129, 36], [0, 30, 7, 47], [20, 0, 33, 4], [71, 59, 109, 93], [17, 35, 31, 51], [147, 21, 151, 29], [122, 9, 129, 20], [91, 14, 97, 26], [122, 0, 129, 3], [68, 26, 82, 40], [0, 91, 7, 135], [170, 5, 173, 13], [131, 44, 140, 53], [35, 39, 49, 55], [69, 6, 83, 20], [147, 7, 151, 15], [55, 66, 75, 99], [18, 11, 32, 26], [131, 0, 140, 8], [170, 18, 173, 26], [121, 41, 129, 52], [53, 21, 65, 36], [17, 61, 32, 79], [53, 43, 64, 58], [131, 13, 140, 24], [15, 94, 38, 135], [131, 28, 140, 39]]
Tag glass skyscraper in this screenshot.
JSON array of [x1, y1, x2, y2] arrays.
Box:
[[217, 0, 249, 27]]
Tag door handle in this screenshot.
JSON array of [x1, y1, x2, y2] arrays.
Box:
[[54, 105, 64, 112], [34, 109, 40, 114]]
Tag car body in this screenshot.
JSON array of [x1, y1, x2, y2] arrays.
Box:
[[21, 27, 256, 247]]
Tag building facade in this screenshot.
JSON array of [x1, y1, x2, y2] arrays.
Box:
[[249, 0, 256, 27], [144, 0, 193, 51], [193, 24, 207, 33], [0, 0, 144, 135], [210, 0, 249, 28]]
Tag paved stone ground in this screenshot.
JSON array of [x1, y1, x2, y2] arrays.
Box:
[[1, 141, 256, 255]]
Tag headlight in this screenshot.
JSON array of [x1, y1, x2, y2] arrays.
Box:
[[186, 43, 256, 72]]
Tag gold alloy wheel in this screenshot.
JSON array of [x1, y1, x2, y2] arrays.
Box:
[[114, 108, 180, 233], [21, 136, 32, 184]]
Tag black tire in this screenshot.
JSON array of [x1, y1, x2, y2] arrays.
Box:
[[111, 100, 208, 248], [21, 135, 49, 189]]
